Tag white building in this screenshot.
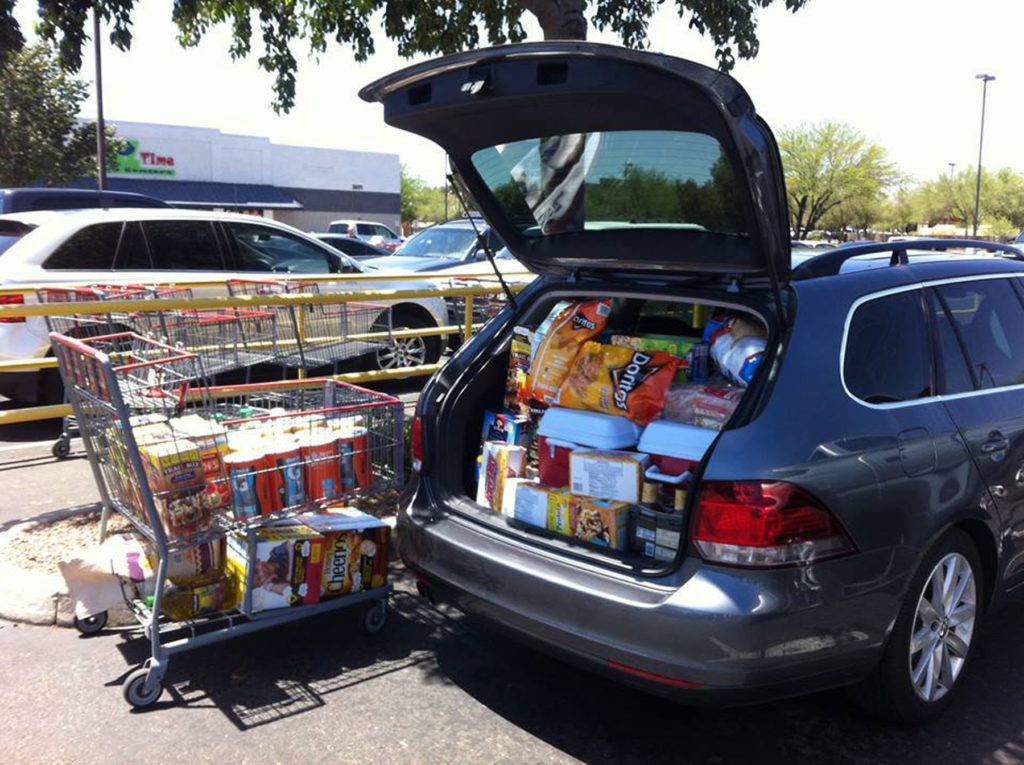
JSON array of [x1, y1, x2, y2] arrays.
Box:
[[79, 120, 401, 232]]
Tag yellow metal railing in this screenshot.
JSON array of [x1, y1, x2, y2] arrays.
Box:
[[0, 275, 528, 426]]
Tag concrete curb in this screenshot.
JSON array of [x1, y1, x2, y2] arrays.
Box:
[[0, 510, 401, 628]]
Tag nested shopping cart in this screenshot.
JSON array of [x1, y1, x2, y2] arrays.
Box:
[[50, 330, 403, 709], [227, 279, 393, 374]]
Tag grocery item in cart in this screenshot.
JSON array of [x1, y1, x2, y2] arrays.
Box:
[[505, 325, 534, 411], [301, 431, 341, 502], [525, 300, 612, 404], [138, 440, 204, 493], [572, 496, 631, 550], [334, 423, 371, 491], [170, 415, 230, 509], [223, 451, 271, 520], [703, 315, 766, 387], [569, 449, 649, 504], [535, 407, 642, 488], [661, 382, 744, 430], [299, 509, 390, 597], [476, 441, 527, 514], [226, 523, 326, 612], [555, 341, 680, 425], [161, 575, 232, 621], [269, 442, 306, 510]]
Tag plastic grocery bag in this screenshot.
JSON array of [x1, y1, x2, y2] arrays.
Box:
[[703, 316, 766, 387]]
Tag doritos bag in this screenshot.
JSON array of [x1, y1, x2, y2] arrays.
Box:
[[554, 341, 680, 425], [525, 300, 612, 404]]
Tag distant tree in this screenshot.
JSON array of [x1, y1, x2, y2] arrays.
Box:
[[913, 168, 980, 236], [0, 43, 123, 187], [1, 0, 809, 113], [779, 122, 899, 240], [987, 168, 1024, 229]]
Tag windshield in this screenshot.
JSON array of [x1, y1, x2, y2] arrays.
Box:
[[394, 227, 478, 259], [470, 130, 748, 238]]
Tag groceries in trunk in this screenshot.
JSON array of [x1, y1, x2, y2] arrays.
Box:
[[475, 297, 767, 562]]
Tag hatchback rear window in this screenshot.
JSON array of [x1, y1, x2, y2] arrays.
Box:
[[845, 290, 933, 404], [470, 130, 747, 238]]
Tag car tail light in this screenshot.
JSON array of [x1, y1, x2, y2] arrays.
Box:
[[410, 414, 424, 469], [0, 293, 25, 323], [692, 481, 855, 567]]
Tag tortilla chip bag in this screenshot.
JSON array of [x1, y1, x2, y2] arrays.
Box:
[[525, 300, 612, 404], [554, 341, 681, 425]]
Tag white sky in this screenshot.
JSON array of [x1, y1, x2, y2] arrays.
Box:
[[11, 0, 1024, 188]]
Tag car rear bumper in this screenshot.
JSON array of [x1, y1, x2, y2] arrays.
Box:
[[400, 481, 908, 705]]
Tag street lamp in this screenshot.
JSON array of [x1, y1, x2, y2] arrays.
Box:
[[972, 73, 995, 237]]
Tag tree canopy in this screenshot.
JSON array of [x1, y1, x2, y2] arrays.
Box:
[[0, 43, 122, 187], [0, 0, 808, 113]]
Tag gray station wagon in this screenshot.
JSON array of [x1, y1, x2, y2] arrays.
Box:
[[361, 42, 1024, 722]]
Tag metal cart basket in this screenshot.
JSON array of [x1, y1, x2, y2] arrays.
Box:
[[50, 331, 402, 709]]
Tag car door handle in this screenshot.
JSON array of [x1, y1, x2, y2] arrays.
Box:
[[981, 436, 1009, 454]]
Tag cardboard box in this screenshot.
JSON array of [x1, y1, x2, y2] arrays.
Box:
[[138, 439, 204, 494], [629, 507, 685, 562], [569, 450, 649, 504], [481, 410, 530, 447], [297, 509, 390, 598], [476, 441, 527, 514], [572, 495, 631, 550], [225, 523, 325, 613], [509, 480, 571, 532]]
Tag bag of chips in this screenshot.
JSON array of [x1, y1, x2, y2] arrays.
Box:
[[554, 341, 680, 425], [525, 300, 612, 404]]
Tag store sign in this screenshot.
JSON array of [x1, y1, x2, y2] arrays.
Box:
[[115, 139, 177, 176]]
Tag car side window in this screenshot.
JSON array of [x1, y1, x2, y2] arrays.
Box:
[[934, 279, 1024, 389], [225, 222, 335, 274], [372, 224, 394, 239], [845, 290, 934, 404], [144, 221, 224, 270], [111, 222, 153, 269], [43, 223, 121, 269], [357, 224, 373, 236], [926, 290, 974, 395]]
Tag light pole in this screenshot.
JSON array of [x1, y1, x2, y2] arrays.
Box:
[[972, 73, 995, 237], [947, 162, 956, 178], [93, 6, 107, 190]]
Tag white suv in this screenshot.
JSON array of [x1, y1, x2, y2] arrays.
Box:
[[0, 209, 450, 403]]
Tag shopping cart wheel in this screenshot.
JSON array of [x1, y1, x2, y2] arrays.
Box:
[[51, 437, 71, 460], [361, 599, 388, 634], [73, 611, 108, 635], [123, 667, 162, 709]]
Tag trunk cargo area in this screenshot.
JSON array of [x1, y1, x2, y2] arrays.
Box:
[[437, 285, 773, 573]]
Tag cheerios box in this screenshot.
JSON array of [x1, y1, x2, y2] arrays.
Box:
[[297, 508, 390, 598], [225, 523, 325, 614]]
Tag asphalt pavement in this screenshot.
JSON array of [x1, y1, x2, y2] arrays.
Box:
[[4, 387, 1024, 763]]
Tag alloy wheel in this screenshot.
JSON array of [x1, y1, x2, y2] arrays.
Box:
[[376, 335, 427, 369], [908, 552, 977, 703]]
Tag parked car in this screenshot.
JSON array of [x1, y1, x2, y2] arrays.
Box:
[[313, 233, 390, 259], [0, 187, 170, 214], [362, 42, 1024, 722], [362, 218, 507, 273], [326, 219, 403, 252], [0, 209, 450, 403]]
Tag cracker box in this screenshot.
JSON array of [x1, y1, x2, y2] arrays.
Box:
[[225, 523, 325, 613], [510, 480, 572, 534], [572, 495, 631, 550], [297, 508, 390, 598], [569, 450, 649, 504], [476, 441, 527, 514]]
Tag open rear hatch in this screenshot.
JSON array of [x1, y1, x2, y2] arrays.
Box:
[[360, 42, 791, 289]]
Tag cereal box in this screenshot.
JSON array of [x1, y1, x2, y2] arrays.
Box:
[[225, 523, 325, 613], [572, 495, 631, 550], [297, 509, 390, 598], [569, 449, 649, 504]]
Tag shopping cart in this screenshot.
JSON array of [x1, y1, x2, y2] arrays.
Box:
[[227, 279, 393, 374], [50, 331, 402, 708]]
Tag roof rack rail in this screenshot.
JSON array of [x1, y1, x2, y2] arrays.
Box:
[[791, 238, 1024, 281]]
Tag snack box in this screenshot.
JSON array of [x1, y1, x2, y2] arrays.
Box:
[[637, 420, 717, 479], [536, 407, 642, 488], [296, 508, 390, 598], [225, 523, 325, 614], [569, 449, 650, 504], [170, 415, 231, 508], [508, 479, 572, 533], [504, 325, 534, 412], [476, 441, 527, 514], [629, 506, 685, 562], [481, 409, 531, 447], [138, 439, 205, 494], [572, 495, 631, 550]]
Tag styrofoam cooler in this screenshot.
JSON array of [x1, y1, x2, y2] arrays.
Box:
[[637, 420, 718, 480], [536, 408, 642, 488]]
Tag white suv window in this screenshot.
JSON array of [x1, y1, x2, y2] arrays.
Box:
[[44, 223, 121, 270], [225, 222, 336, 274], [144, 221, 225, 270]]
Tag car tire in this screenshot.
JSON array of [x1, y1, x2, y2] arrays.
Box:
[[848, 528, 983, 724], [369, 308, 442, 372]]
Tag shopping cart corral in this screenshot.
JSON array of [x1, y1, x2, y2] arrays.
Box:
[[50, 330, 402, 709]]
